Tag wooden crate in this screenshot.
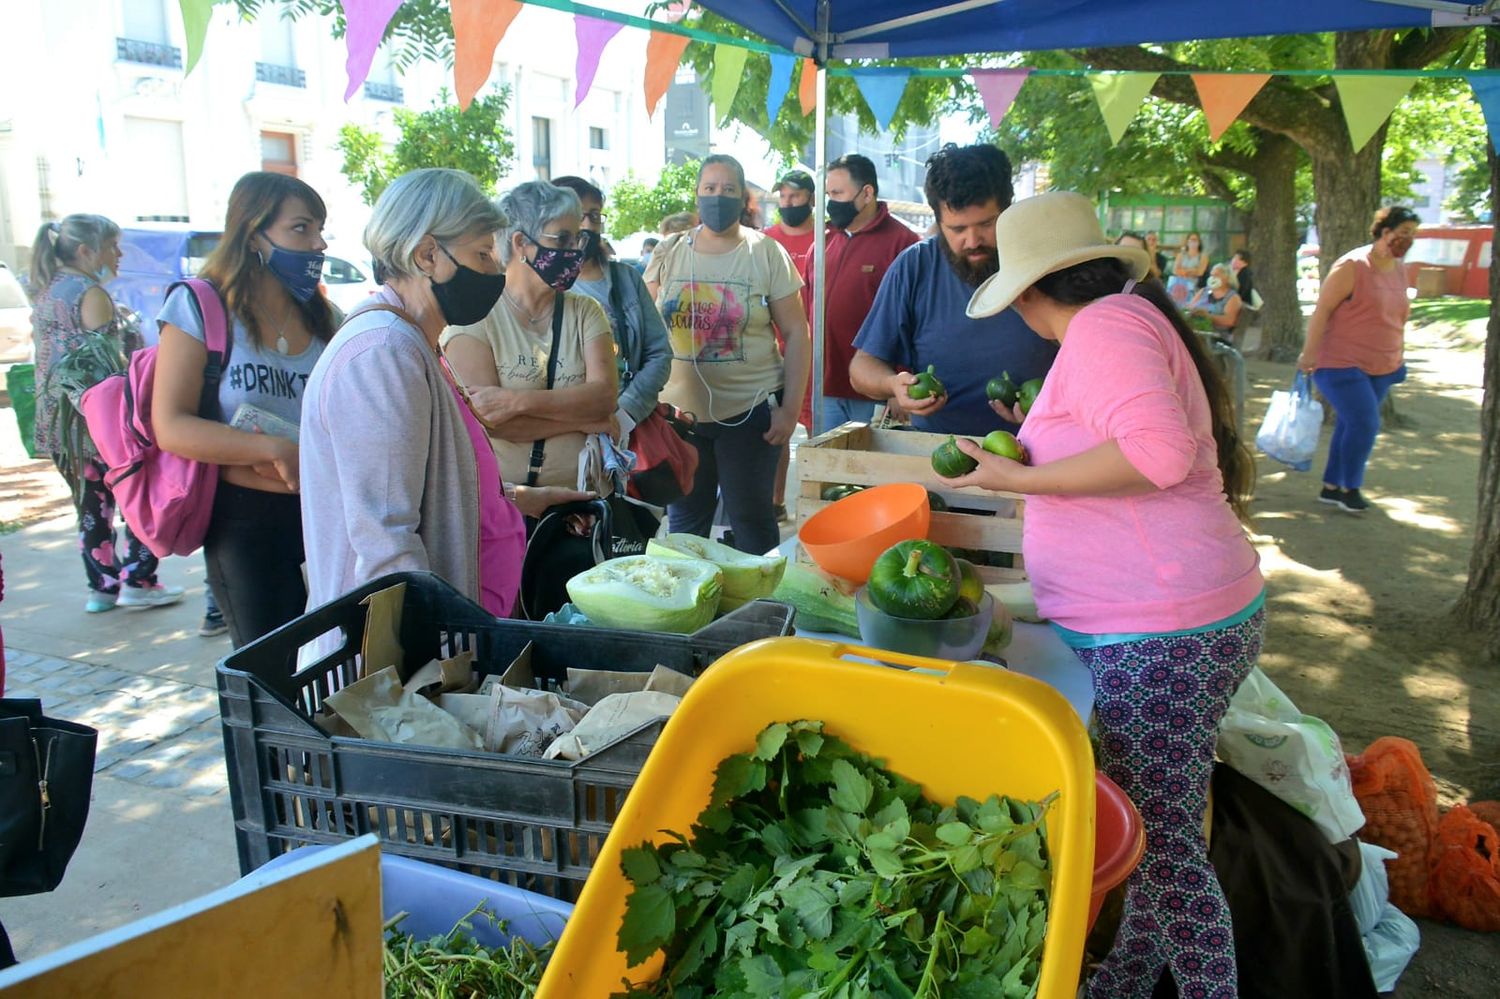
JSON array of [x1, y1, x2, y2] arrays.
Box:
[[794, 423, 1026, 583]]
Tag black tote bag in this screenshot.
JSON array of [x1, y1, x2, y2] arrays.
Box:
[[0, 699, 98, 897]]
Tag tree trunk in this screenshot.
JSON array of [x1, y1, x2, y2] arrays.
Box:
[[1454, 28, 1500, 663], [1245, 132, 1303, 361]]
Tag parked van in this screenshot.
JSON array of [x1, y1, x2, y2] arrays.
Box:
[[1404, 224, 1493, 299]]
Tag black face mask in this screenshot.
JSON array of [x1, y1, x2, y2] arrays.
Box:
[[826, 198, 860, 230], [778, 203, 812, 228], [580, 229, 605, 263], [697, 195, 742, 234], [430, 242, 505, 327]]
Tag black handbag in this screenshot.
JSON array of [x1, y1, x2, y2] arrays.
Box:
[[518, 495, 661, 620], [0, 699, 98, 897]]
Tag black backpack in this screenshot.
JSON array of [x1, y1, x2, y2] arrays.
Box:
[[518, 495, 660, 620]]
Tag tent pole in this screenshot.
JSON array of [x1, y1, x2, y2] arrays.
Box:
[[810, 62, 828, 437]]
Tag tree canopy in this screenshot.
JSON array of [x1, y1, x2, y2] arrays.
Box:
[[607, 159, 701, 237], [336, 90, 514, 205]]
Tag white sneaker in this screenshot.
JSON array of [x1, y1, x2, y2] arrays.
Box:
[[117, 583, 186, 610]]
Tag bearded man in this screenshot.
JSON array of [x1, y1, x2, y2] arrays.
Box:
[[849, 143, 1057, 435]]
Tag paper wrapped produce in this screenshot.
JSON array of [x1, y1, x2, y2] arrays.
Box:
[[323, 665, 484, 751], [439, 686, 587, 756], [543, 690, 681, 761]]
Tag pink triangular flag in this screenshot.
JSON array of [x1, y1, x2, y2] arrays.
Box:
[[575, 16, 625, 107], [340, 0, 403, 102], [970, 69, 1030, 130]]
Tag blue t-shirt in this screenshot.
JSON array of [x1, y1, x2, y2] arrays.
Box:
[[853, 237, 1057, 436], [157, 284, 324, 429]]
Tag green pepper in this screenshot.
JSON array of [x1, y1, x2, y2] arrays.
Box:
[[866, 540, 961, 620], [907, 365, 945, 401], [954, 558, 985, 606], [930, 436, 977, 478], [986, 371, 1019, 406], [1018, 377, 1045, 413]]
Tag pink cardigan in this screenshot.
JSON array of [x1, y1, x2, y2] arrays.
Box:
[[1016, 295, 1262, 634]]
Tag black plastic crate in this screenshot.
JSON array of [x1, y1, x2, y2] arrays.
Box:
[[217, 571, 793, 900]]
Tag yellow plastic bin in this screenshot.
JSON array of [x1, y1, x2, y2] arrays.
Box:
[[539, 636, 1096, 998]]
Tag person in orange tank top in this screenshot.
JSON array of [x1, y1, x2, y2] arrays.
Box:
[[1297, 206, 1419, 514]]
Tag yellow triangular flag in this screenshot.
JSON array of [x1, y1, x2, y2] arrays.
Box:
[[1191, 73, 1271, 142], [1089, 72, 1160, 146], [711, 44, 750, 122], [1334, 75, 1418, 153]]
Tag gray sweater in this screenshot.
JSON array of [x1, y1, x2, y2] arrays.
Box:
[[300, 285, 480, 609]]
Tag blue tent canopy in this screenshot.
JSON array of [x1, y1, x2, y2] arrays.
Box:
[[693, 0, 1481, 60]]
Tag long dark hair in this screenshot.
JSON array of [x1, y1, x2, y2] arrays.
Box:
[[199, 172, 335, 346], [30, 214, 120, 293], [1032, 258, 1255, 520]]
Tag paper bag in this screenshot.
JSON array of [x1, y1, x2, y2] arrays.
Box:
[[438, 686, 587, 756], [543, 691, 681, 761], [359, 582, 407, 679], [323, 665, 483, 751]]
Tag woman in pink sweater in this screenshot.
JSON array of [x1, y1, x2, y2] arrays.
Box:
[[942, 192, 1261, 999]]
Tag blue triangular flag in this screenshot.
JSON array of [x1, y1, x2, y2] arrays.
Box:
[[1469, 74, 1500, 153], [851, 68, 913, 132], [767, 53, 796, 126]]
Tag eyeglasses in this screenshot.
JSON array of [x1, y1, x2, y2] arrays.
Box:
[[529, 229, 582, 250], [582, 211, 607, 225]]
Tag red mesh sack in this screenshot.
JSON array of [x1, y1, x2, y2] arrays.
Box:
[[1429, 805, 1500, 932], [1346, 737, 1439, 917]]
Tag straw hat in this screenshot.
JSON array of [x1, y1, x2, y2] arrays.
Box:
[[967, 191, 1151, 318]]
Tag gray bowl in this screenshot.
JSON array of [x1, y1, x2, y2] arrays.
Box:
[[855, 588, 994, 661]]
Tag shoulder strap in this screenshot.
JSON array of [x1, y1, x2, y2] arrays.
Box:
[[168, 279, 231, 421], [605, 262, 631, 343], [346, 301, 421, 329], [524, 296, 567, 487]]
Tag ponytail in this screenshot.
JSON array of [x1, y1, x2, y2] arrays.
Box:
[[29, 214, 121, 297], [1031, 258, 1255, 520]]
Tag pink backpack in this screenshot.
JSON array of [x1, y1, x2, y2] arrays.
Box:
[[80, 279, 230, 559]]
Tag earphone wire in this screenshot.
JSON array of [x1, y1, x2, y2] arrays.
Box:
[[685, 224, 770, 429]]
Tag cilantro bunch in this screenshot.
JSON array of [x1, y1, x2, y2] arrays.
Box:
[[613, 721, 1054, 998], [383, 904, 553, 998]]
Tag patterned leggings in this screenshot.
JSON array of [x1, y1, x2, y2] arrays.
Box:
[[1079, 609, 1265, 999], [53, 455, 158, 593]]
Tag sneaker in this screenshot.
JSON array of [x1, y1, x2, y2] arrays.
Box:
[[85, 591, 119, 614], [1318, 486, 1345, 506], [199, 611, 229, 637], [1336, 488, 1370, 514], [117, 583, 186, 610]]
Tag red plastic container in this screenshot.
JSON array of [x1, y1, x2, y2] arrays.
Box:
[[1090, 773, 1146, 930]]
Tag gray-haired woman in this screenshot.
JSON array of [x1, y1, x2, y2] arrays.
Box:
[[300, 169, 580, 618], [441, 181, 619, 492]]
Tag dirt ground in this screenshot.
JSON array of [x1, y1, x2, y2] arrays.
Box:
[[1, 308, 1497, 990]]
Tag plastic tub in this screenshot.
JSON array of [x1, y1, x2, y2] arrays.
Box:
[[539, 636, 1095, 998], [1090, 773, 1146, 931], [798, 482, 930, 583], [855, 587, 994, 660]]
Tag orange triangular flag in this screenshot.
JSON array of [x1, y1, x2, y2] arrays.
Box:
[[1191, 73, 1271, 142], [453, 0, 524, 110], [645, 31, 693, 118], [799, 58, 818, 116]]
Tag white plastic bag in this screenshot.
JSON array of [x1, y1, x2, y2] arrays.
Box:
[[1363, 902, 1421, 993], [1216, 667, 1366, 843], [1255, 371, 1323, 472], [1350, 841, 1398, 937]]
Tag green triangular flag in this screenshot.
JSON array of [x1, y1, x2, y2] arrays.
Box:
[[180, 0, 215, 75], [1334, 75, 1418, 153], [711, 44, 750, 122], [1089, 72, 1160, 146]]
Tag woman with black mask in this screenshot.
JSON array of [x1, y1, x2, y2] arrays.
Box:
[[644, 154, 809, 556]]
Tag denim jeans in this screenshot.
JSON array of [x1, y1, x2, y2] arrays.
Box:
[[668, 402, 781, 556], [814, 395, 879, 436], [1312, 365, 1407, 489], [203, 483, 307, 649]]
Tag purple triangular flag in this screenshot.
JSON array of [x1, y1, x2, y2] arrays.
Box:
[[341, 0, 404, 102], [575, 16, 625, 108]]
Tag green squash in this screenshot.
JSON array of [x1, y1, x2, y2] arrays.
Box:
[[985, 371, 1019, 406], [646, 534, 787, 612], [1018, 377, 1045, 413], [907, 364, 945, 401], [942, 596, 980, 620], [981, 430, 1027, 462], [925, 490, 948, 513], [955, 558, 985, 606], [930, 436, 978, 478], [865, 540, 961, 620]]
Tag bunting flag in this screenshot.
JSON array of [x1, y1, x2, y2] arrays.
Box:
[[711, 44, 750, 120], [969, 69, 1030, 130], [644, 31, 692, 119], [1334, 75, 1418, 152], [179, 0, 215, 75], [340, 0, 404, 102], [574, 16, 625, 107], [766, 52, 796, 125], [852, 68, 913, 132], [1467, 75, 1500, 153], [799, 58, 818, 116], [1090, 72, 1160, 145], [453, 0, 523, 109], [1191, 73, 1271, 141]]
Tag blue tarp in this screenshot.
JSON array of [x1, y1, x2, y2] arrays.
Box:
[[692, 0, 1469, 60]]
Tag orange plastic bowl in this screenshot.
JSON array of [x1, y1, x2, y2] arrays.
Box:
[[799, 482, 931, 583], [1089, 772, 1147, 931]]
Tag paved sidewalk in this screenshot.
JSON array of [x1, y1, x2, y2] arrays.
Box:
[[1, 517, 240, 962]]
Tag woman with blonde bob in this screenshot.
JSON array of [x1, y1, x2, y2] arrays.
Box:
[[940, 191, 1262, 999]]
